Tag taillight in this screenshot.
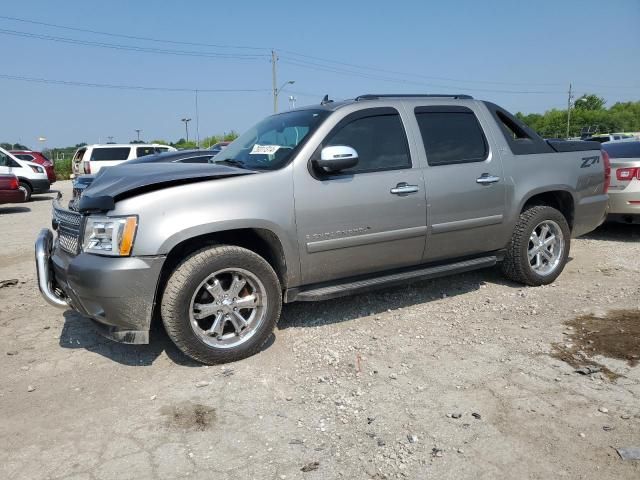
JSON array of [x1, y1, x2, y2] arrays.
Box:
[[601, 150, 611, 194], [616, 167, 639, 181], [9, 176, 18, 189], [83, 161, 91, 174], [0, 176, 19, 189]]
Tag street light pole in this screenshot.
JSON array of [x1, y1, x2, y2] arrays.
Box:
[[274, 80, 295, 113], [566, 83, 573, 139], [181, 118, 192, 143], [135, 129, 141, 142]]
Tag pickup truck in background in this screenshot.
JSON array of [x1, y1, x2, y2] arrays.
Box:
[[35, 94, 609, 364]]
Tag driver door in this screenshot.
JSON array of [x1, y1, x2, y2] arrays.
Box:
[[293, 107, 427, 285]]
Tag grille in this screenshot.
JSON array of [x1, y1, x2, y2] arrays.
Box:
[[53, 202, 83, 255]]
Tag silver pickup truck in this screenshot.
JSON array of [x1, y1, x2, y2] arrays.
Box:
[[35, 94, 609, 364]]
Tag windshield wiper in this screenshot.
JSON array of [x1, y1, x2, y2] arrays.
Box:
[[215, 159, 246, 169]]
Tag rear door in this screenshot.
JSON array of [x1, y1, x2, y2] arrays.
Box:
[[413, 105, 506, 262], [294, 106, 427, 285]]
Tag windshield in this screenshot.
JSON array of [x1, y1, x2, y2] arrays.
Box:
[[214, 109, 329, 170]]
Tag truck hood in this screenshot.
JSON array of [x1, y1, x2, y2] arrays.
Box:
[[78, 163, 255, 212]]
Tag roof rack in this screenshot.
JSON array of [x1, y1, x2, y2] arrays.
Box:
[[355, 94, 473, 101]]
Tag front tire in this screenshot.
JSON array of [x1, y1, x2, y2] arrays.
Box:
[[18, 181, 32, 202], [161, 245, 282, 364], [501, 205, 570, 286]]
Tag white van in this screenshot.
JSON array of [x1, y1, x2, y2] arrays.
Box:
[[71, 144, 177, 176], [0, 146, 50, 201]]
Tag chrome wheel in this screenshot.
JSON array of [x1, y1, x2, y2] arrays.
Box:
[[528, 220, 564, 276], [189, 268, 267, 349]]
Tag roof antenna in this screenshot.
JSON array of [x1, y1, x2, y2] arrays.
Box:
[[321, 94, 333, 106]]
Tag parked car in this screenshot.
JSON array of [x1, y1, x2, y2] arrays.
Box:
[[71, 144, 177, 177], [36, 94, 609, 365], [0, 147, 50, 201], [586, 133, 635, 144], [209, 142, 230, 156], [601, 141, 640, 223], [10, 150, 56, 184], [0, 174, 25, 204], [69, 150, 216, 209]]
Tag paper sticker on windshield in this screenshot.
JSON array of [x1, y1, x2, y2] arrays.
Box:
[[250, 144, 280, 155]]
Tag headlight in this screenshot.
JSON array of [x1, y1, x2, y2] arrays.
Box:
[[83, 216, 138, 256], [29, 165, 44, 173]]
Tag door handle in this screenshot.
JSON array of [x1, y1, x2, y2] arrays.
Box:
[[390, 183, 419, 195], [476, 174, 500, 185]]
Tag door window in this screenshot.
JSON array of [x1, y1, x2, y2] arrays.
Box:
[[0, 151, 20, 168], [324, 111, 411, 174], [415, 109, 488, 166]]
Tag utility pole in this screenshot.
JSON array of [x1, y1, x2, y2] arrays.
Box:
[[135, 129, 141, 142], [195, 90, 200, 149], [181, 118, 192, 143], [566, 83, 573, 139], [272, 49, 278, 113]]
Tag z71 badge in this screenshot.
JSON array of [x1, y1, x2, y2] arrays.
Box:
[[580, 156, 600, 168]]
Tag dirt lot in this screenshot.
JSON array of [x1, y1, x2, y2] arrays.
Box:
[[1, 180, 639, 480]]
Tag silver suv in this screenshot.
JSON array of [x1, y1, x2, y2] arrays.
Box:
[[36, 94, 609, 364]]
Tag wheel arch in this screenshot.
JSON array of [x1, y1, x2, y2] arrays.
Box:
[[519, 188, 575, 231], [152, 228, 290, 327]]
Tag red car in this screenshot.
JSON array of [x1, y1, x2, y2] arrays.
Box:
[[10, 150, 56, 184], [0, 174, 26, 204]]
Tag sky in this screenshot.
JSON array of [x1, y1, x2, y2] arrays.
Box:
[[1, 0, 639, 148]]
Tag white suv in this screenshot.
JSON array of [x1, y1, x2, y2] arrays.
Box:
[[0, 146, 50, 201], [71, 144, 177, 176]]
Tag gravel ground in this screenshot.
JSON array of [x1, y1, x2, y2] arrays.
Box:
[[1, 180, 639, 480]]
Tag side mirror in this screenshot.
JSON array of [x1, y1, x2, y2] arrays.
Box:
[[316, 145, 359, 173]]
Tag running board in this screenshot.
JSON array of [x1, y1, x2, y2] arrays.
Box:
[[286, 255, 498, 302]]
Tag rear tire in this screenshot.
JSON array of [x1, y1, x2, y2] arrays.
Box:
[[161, 245, 282, 365], [18, 181, 32, 202], [501, 205, 570, 286]]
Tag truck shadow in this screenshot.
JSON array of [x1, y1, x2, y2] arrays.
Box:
[[58, 310, 203, 367], [583, 222, 639, 242], [279, 267, 519, 330], [57, 267, 519, 365]]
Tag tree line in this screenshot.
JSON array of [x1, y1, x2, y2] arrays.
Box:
[[515, 94, 640, 139]]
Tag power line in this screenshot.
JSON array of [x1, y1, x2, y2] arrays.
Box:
[[280, 59, 565, 94], [0, 28, 268, 59], [1, 15, 638, 92], [280, 50, 568, 88], [0, 14, 268, 51], [0, 74, 271, 93]]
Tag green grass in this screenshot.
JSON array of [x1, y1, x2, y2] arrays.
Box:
[[55, 158, 72, 180]]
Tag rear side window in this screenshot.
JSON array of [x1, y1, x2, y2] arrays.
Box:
[[325, 111, 411, 173], [136, 146, 157, 157], [90, 147, 131, 161], [73, 148, 86, 161], [14, 154, 34, 162], [415, 108, 488, 166]]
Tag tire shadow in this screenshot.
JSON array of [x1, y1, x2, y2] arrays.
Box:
[[0, 206, 31, 214], [583, 222, 640, 242]]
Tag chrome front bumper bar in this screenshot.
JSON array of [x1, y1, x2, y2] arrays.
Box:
[[35, 228, 69, 308]]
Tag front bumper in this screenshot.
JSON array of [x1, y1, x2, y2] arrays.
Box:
[[35, 228, 166, 344], [31, 178, 51, 194]]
